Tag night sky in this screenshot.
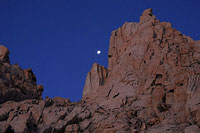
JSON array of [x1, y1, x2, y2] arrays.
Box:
[[0, 0, 199, 101]]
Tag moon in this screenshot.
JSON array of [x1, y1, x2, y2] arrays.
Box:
[[97, 50, 101, 55]]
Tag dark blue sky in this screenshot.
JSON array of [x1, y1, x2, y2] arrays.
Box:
[[0, 0, 199, 101]]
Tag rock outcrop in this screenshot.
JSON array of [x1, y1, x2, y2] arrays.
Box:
[[0, 45, 43, 104], [82, 63, 108, 99], [0, 8, 200, 132], [0, 45, 9, 63]]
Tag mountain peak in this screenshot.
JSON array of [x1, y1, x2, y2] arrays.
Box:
[[0, 9, 200, 132]]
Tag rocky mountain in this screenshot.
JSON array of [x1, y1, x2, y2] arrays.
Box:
[[0, 8, 200, 133]]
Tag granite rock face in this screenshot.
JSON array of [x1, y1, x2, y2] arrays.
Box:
[[0, 45, 43, 104], [82, 63, 108, 99], [0, 45, 9, 63], [1, 8, 200, 132]]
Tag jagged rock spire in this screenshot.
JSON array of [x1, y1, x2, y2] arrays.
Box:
[[140, 8, 156, 24], [82, 63, 108, 99]]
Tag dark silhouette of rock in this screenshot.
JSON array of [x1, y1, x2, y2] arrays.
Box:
[[0, 8, 200, 132]]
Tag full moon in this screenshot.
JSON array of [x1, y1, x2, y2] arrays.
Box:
[[97, 50, 101, 54]]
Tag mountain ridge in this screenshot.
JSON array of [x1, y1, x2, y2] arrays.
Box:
[[0, 8, 200, 132]]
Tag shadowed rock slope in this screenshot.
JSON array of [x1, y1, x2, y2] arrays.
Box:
[[1, 8, 200, 133], [0, 45, 43, 104]]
